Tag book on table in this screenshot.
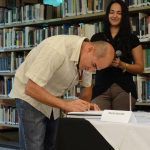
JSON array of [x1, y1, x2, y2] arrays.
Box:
[[67, 111, 103, 119]]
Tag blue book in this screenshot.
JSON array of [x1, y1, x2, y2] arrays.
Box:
[[147, 81, 150, 100], [63, 24, 72, 35]]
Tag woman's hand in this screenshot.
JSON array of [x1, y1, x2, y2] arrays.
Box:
[[111, 57, 122, 68]]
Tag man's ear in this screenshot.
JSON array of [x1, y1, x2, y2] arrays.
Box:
[[88, 46, 95, 53]]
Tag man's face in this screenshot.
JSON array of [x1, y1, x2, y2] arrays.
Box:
[[79, 50, 112, 72]]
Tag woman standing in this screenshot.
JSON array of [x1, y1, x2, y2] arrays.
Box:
[[91, 0, 144, 110]]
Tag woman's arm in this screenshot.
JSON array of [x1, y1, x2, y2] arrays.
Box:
[[111, 45, 144, 74]]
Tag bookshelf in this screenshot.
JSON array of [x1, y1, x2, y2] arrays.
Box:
[[0, 47, 33, 52], [136, 102, 150, 106], [0, 1, 150, 129], [3, 18, 64, 28], [143, 70, 150, 73], [0, 123, 19, 128]]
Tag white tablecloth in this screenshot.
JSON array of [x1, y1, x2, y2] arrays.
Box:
[[86, 112, 150, 150]]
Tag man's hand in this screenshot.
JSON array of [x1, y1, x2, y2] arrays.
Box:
[[64, 99, 88, 112], [87, 103, 100, 111]]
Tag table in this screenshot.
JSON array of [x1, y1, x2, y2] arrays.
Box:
[[55, 118, 114, 150], [55, 112, 150, 150]]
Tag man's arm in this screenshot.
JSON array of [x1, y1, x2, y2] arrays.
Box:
[[81, 86, 92, 102], [25, 79, 88, 112]]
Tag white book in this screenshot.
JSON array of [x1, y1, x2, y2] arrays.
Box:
[[7, 108, 9, 124], [45, 29, 48, 38], [6, 33, 9, 49], [62, 0, 65, 17], [31, 6, 34, 21], [36, 4, 41, 21], [76, 0, 80, 15], [21, 7, 24, 23], [9, 29, 12, 49], [81, 0, 86, 15], [40, 4, 44, 20], [0, 108, 3, 123], [67, 111, 103, 119], [26, 5, 29, 22], [12, 77, 14, 87], [88, 24, 95, 39]]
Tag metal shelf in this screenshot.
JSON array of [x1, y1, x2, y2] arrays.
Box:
[[129, 5, 150, 14], [0, 47, 34, 52], [135, 102, 150, 106], [143, 70, 150, 73], [3, 18, 62, 28], [0, 72, 15, 75], [62, 12, 106, 22], [0, 5, 150, 29], [0, 96, 15, 100], [0, 123, 19, 128]]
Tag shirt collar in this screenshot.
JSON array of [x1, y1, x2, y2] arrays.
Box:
[[70, 37, 90, 65]]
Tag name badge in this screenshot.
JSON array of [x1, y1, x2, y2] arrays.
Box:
[[101, 110, 137, 123]]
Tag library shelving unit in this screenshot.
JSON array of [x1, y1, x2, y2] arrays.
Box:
[[1, 3, 150, 130]]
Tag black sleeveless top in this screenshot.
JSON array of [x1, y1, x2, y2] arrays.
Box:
[[91, 32, 140, 99]]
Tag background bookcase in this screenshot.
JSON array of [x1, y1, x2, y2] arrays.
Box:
[[0, 0, 150, 134]]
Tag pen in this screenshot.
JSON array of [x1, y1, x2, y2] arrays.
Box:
[[77, 93, 81, 99], [77, 94, 89, 111]]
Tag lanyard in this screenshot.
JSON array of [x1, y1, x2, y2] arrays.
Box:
[[77, 64, 83, 83]]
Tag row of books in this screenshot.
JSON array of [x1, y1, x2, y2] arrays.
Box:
[[124, 0, 150, 8], [136, 74, 150, 102], [0, 76, 14, 96], [0, 3, 62, 25], [130, 13, 150, 39], [0, 104, 19, 125], [0, 0, 150, 25], [143, 49, 150, 69], [64, 85, 79, 100], [62, 0, 109, 17], [0, 51, 29, 72], [62, 0, 150, 18], [0, 22, 104, 49], [1, 12, 150, 50]]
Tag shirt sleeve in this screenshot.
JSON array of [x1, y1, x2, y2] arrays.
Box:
[[25, 46, 64, 87], [81, 71, 92, 87], [130, 34, 141, 49]]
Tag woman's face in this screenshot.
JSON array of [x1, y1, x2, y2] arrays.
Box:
[[108, 3, 122, 27]]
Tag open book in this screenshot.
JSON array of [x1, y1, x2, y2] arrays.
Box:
[[67, 111, 103, 119]]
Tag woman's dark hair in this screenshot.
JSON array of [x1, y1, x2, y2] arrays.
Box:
[[103, 0, 132, 63]]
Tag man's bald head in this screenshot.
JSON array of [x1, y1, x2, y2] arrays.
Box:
[[79, 40, 115, 72], [91, 41, 114, 60], [91, 41, 115, 70]]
